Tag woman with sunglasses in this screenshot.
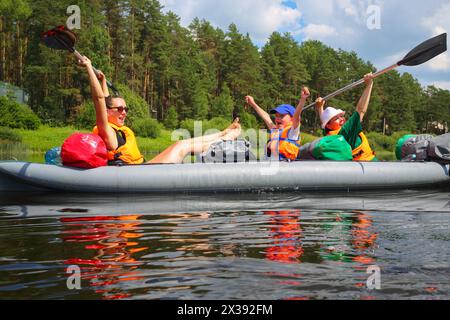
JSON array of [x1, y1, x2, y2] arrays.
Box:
[[79, 56, 241, 165], [315, 73, 377, 161]]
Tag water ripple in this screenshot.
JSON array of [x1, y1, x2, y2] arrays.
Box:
[[0, 192, 449, 299]]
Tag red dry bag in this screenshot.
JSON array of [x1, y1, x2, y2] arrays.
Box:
[[61, 133, 108, 169]]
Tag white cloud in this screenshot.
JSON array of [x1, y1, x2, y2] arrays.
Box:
[[336, 0, 364, 22], [431, 81, 450, 90], [159, 0, 302, 44], [427, 53, 450, 71], [293, 0, 383, 49], [422, 4, 450, 34], [421, 4, 450, 71], [292, 0, 365, 43], [299, 24, 338, 40], [294, 0, 449, 88], [344, 6, 357, 17], [159, 0, 449, 89]]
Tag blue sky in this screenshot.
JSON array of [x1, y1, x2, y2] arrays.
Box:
[[159, 0, 450, 90]]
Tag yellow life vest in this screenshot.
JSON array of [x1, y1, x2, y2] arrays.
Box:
[[267, 125, 301, 161], [93, 123, 144, 165], [327, 129, 375, 161]]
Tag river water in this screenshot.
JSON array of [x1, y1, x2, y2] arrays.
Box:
[[0, 190, 449, 300]]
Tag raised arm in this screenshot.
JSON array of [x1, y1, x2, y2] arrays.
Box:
[[245, 96, 276, 130], [292, 87, 310, 130], [356, 73, 374, 122], [315, 97, 325, 119], [97, 70, 110, 98], [78, 56, 117, 150]]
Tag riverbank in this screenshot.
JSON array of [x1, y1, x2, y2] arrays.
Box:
[[6, 126, 173, 154]]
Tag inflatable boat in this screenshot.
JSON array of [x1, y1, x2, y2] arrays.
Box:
[[0, 160, 448, 194]]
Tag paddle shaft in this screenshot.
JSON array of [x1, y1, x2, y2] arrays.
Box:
[[302, 63, 398, 112]]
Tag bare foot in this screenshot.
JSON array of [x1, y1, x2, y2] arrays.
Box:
[[222, 117, 240, 135], [228, 117, 240, 130], [222, 120, 241, 140]]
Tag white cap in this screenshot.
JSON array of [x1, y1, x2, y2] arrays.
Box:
[[320, 107, 346, 129]]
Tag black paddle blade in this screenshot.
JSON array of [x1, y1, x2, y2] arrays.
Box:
[[41, 25, 76, 51], [398, 33, 447, 66]]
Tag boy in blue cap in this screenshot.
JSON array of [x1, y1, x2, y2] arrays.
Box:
[[245, 87, 310, 161]]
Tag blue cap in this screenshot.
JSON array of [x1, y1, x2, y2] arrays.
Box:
[[270, 104, 296, 117]]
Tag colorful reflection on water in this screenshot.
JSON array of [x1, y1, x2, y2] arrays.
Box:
[[0, 196, 448, 299]]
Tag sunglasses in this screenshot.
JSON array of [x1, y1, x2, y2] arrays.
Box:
[[108, 106, 129, 113]]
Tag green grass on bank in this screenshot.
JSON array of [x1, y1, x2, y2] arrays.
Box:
[[136, 129, 178, 154], [375, 150, 396, 161], [8, 125, 176, 155], [11, 126, 90, 153], [5, 125, 396, 160]]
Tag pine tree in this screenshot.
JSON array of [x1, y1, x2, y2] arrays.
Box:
[[1, 0, 447, 134], [210, 83, 234, 118], [164, 106, 179, 129], [222, 24, 265, 104], [191, 84, 210, 120]]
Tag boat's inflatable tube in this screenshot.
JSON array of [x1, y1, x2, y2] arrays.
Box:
[[0, 161, 448, 193]]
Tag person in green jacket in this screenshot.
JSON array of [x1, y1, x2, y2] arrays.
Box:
[[315, 73, 377, 161]]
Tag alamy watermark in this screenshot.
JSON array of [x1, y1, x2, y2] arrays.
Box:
[[66, 265, 81, 290], [170, 121, 281, 175], [66, 5, 81, 30], [366, 265, 381, 290], [366, 4, 381, 30]]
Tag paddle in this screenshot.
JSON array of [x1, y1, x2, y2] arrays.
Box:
[[41, 25, 120, 95], [302, 33, 447, 112]]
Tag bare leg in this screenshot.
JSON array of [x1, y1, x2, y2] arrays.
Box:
[[148, 120, 241, 164], [186, 118, 241, 144]]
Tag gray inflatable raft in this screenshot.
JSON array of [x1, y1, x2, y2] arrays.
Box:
[[0, 160, 448, 193]]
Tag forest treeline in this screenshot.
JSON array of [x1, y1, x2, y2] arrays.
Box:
[[1, 0, 449, 135]]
